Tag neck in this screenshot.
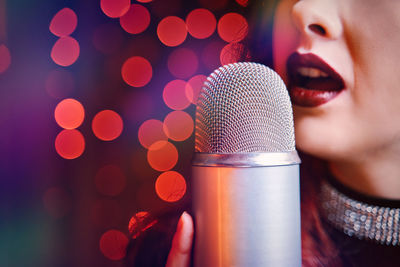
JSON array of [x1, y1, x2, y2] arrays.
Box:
[[329, 148, 400, 200]]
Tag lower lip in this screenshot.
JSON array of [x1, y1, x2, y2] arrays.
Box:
[[289, 86, 343, 107]]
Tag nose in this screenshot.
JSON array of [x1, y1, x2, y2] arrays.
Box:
[[291, 0, 342, 40]]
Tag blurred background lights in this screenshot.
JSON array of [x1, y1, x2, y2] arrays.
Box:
[[45, 69, 75, 99], [167, 48, 198, 79], [157, 16, 187, 47], [155, 171, 186, 202], [147, 140, 178, 172], [235, 0, 249, 7], [92, 23, 124, 55], [95, 165, 126, 197], [136, 0, 153, 2], [100, 0, 130, 18], [43, 187, 71, 219], [55, 129, 85, 159], [120, 4, 150, 35], [121, 56, 152, 87], [220, 42, 249, 66], [92, 110, 123, 141], [138, 119, 168, 149], [163, 111, 194, 142], [49, 8, 78, 37], [186, 8, 216, 39], [0, 44, 11, 73], [99, 230, 129, 261], [217, 12, 248, 43], [185, 74, 207, 104], [54, 98, 84, 129], [51, 36, 80, 67], [128, 211, 157, 239], [163, 79, 191, 110]]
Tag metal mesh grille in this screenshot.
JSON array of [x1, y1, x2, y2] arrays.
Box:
[[195, 62, 295, 153]]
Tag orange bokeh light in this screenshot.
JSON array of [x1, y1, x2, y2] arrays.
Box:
[[0, 44, 11, 73], [55, 129, 85, 159], [121, 56, 152, 87], [163, 79, 191, 110], [138, 119, 168, 149], [220, 42, 249, 66], [45, 69, 75, 99], [163, 111, 194, 141], [43, 187, 71, 219], [185, 74, 207, 104], [95, 165, 126, 196], [49, 8, 77, 37], [128, 211, 157, 238], [155, 171, 186, 202], [92, 110, 123, 141], [157, 16, 187, 47], [120, 4, 150, 34], [217, 13, 248, 43], [51, 36, 80, 67], [99, 230, 129, 261], [147, 141, 178, 171], [186, 8, 216, 39], [100, 0, 130, 18], [54, 98, 84, 129], [167, 48, 198, 79]]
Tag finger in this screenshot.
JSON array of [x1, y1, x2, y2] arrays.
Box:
[[166, 211, 194, 267]]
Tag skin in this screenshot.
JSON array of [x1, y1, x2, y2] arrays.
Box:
[[168, 0, 400, 265]]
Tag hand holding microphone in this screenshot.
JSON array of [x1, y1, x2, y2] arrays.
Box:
[[167, 62, 301, 267]]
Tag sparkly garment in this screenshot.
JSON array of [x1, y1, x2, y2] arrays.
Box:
[[319, 176, 400, 266]]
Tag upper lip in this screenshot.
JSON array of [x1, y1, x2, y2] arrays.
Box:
[[286, 52, 345, 91]]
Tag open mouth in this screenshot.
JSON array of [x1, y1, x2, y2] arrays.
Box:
[[286, 52, 345, 107]]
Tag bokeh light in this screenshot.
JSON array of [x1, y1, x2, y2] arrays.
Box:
[[121, 56, 152, 87], [120, 4, 150, 34], [185, 74, 207, 104], [51, 36, 80, 67], [99, 230, 129, 261], [236, 0, 249, 7], [0, 44, 11, 73], [155, 171, 186, 202], [138, 119, 168, 149], [157, 16, 187, 47], [147, 141, 178, 171], [45, 69, 75, 99], [163, 79, 191, 110], [220, 42, 250, 66], [199, 0, 228, 11], [136, 0, 152, 2], [92, 110, 123, 141], [92, 199, 123, 228], [217, 13, 248, 43], [95, 165, 126, 196], [49, 8, 77, 37], [55, 129, 85, 159], [186, 8, 216, 39], [128, 211, 157, 238], [54, 98, 85, 129], [93, 23, 124, 55], [167, 48, 198, 79], [100, 0, 130, 18], [43, 187, 71, 219], [163, 111, 194, 141], [201, 40, 225, 71]]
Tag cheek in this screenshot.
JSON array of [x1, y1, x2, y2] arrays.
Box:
[[272, 0, 299, 82]]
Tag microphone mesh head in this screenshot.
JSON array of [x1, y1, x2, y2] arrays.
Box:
[[195, 62, 295, 153]]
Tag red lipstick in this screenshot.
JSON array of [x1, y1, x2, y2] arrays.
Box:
[[286, 53, 345, 107]]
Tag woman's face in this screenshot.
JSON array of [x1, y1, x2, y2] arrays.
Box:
[[273, 0, 400, 162]]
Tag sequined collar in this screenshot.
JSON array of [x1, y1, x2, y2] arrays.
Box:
[[319, 179, 400, 246]]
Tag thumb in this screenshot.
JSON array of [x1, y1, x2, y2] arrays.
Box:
[[166, 211, 194, 267]]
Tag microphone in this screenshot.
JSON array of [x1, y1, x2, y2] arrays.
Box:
[[192, 62, 301, 266]]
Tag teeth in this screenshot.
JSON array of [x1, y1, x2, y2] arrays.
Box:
[[297, 67, 329, 78]]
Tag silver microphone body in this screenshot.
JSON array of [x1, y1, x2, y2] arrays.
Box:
[[192, 62, 302, 266]]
